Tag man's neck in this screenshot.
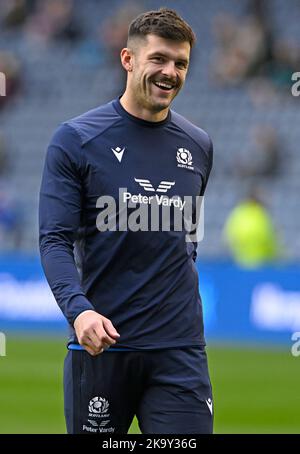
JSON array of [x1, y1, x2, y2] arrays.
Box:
[[119, 93, 169, 122]]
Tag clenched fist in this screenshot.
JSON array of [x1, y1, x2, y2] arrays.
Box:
[[74, 310, 120, 356]]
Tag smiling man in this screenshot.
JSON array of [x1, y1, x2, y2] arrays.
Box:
[[39, 8, 214, 434], [120, 32, 190, 120]]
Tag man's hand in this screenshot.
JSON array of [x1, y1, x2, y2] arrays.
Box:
[[74, 310, 120, 356]]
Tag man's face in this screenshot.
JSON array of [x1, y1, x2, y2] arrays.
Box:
[[127, 34, 190, 113]]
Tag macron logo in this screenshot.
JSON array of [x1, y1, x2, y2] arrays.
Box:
[[111, 146, 126, 163], [206, 398, 213, 415]]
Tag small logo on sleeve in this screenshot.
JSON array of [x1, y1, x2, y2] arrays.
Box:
[[176, 148, 194, 170]]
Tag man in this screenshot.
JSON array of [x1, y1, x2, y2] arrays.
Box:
[[223, 188, 280, 268], [39, 8, 213, 434]]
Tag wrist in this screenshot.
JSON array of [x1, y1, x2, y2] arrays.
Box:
[[73, 309, 96, 327]]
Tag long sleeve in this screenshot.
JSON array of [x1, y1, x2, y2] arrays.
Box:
[[191, 136, 213, 260], [39, 123, 94, 326], [200, 136, 213, 196]]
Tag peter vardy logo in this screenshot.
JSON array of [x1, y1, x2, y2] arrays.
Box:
[[176, 148, 194, 170], [129, 177, 185, 210], [134, 178, 175, 193], [111, 146, 126, 162], [87, 419, 98, 427], [88, 397, 109, 415]]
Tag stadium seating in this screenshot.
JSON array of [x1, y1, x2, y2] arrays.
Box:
[[0, 0, 299, 258]]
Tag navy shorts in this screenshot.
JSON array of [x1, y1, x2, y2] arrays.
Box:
[[64, 347, 213, 434]]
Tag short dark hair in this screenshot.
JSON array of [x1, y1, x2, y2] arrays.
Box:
[[128, 7, 196, 48]]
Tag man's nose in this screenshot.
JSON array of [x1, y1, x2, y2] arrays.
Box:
[[161, 61, 177, 80]]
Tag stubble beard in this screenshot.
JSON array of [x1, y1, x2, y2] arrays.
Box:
[[136, 77, 179, 114]]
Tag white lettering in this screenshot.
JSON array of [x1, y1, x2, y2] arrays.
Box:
[[96, 191, 205, 241], [291, 332, 300, 357], [291, 72, 300, 96], [0, 332, 6, 357], [82, 425, 97, 433], [0, 72, 6, 96], [103, 439, 136, 450], [96, 196, 116, 231]]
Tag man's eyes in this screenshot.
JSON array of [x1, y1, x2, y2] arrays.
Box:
[[151, 56, 164, 62], [176, 62, 187, 69], [150, 57, 187, 69]]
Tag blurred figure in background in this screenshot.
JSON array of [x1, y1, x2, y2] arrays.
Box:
[[0, 52, 22, 110], [0, 0, 35, 30], [0, 133, 9, 177], [101, 2, 142, 95], [235, 125, 281, 179], [102, 2, 141, 65], [211, 5, 271, 86], [0, 134, 22, 250], [211, 0, 300, 101], [24, 0, 82, 46], [0, 188, 22, 250], [223, 188, 281, 268]]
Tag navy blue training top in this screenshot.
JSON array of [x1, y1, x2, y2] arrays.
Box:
[[39, 97, 213, 350]]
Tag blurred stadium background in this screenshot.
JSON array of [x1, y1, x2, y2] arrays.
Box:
[[0, 0, 300, 434]]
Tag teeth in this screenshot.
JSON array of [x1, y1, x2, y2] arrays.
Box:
[[155, 82, 173, 89]]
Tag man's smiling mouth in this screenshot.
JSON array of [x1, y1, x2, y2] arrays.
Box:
[[153, 81, 175, 91]]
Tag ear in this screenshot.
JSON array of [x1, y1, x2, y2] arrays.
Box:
[[120, 48, 134, 72]]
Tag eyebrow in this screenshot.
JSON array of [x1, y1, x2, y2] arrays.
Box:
[[148, 52, 189, 65]]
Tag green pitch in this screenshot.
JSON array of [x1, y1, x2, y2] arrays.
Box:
[[0, 336, 299, 434]]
